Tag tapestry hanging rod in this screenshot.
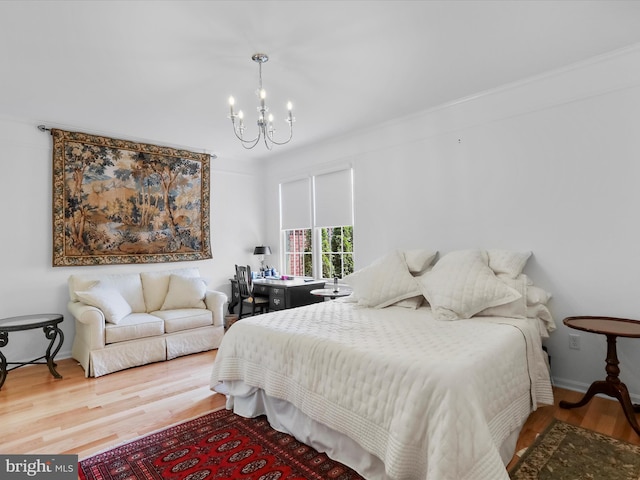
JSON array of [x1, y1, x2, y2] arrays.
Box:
[[35, 124, 216, 159]]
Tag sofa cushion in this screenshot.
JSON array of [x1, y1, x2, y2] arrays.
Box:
[[140, 268, 202, 312], [161, 275, 207, 310], [75, 285, 132, 325], [105, 313, 165, 344], [151, 309, 213, 333], [69, 273, 146, 313]]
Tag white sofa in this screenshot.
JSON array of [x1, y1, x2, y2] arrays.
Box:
[[68, 267, 227, 377]]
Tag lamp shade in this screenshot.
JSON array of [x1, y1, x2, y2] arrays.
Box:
[[253, 245, 272, 255]]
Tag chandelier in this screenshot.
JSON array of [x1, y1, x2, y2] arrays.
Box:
[[228, 53, 295, 150]]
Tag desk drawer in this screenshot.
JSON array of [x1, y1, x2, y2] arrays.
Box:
[[253, 284, 270, 296], [270, 287, 286, 311]]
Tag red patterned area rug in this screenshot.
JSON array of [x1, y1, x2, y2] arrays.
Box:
[[79, 408, 364, 480]]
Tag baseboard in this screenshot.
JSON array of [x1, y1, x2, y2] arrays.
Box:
[[552, 376, 640, 404]]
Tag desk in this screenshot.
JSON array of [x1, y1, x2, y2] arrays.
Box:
[[229, 278, 325, 314], [559, 316, 640, 435], [0, 313, 64, 389]]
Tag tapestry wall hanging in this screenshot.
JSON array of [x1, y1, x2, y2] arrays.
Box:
[[51, 129, 212, 266]]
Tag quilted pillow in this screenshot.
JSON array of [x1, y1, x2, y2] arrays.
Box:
[[76, 284, 132, 324], [477, 274, 528, 318], [418, 249, 522, 320], [403, 249, 438, 275], [391, 295, 424, 309], [160, 275, 207, 310], [487, 249, 531, 278], [343, 250, 420, 308]]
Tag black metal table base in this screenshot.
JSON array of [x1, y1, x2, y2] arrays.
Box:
[[0, 314, 64, 390]]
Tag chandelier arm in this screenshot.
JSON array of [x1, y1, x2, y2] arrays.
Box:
[[263, 135, 273, 150], [242, 136, 263, 149], [265, 124, 293, 146], [230, 119, 261, 145], [233, 129, 261, 145]]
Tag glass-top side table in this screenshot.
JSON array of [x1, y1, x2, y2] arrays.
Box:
[[310, 288, 353, 300], [0, 313, 64, 389], [559, 316, 640, 436]]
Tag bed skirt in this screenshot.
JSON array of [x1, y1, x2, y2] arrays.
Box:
[[215, 380, 521, 480]]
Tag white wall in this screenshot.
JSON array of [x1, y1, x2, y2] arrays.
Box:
[[0, 116, 265, 363], [263, 45, 640, 399], [4, 44, 640, 400]]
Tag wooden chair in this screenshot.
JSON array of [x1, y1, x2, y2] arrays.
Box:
[[235, 264, 270, 319]]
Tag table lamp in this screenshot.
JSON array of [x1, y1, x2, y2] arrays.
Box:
[[253, 245, 272, 273]]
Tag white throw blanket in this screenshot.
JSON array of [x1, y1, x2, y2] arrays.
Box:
[[210, 301, 553, 480]]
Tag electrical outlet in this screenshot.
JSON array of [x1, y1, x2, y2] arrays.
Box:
[[569, 333, 580, 350]]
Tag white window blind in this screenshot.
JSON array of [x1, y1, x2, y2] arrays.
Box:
[[314, 168, 353, 228], [280, 178, 312, 230]]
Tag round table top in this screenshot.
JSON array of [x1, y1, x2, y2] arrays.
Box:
[[563, 316, 640, 338], [0, 313, 63, 331], [310, 288, 352, 298]]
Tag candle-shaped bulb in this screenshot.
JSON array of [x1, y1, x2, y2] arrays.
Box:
[[238, 110, 244, 120], [260, 90, 266, 110], [287, 101, 293, 111], [268, 114, 274, 123], [229, 96, 235, 117]]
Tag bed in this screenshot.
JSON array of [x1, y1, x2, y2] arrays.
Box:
[[210, 249, 555, 480]]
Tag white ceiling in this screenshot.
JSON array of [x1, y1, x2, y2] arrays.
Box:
[[2, 0, 640, 161]]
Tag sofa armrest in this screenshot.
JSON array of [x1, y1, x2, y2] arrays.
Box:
[[67, 301, 106, 349], [205, 290, 228, 327]]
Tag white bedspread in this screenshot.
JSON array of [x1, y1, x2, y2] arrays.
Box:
[[210, 301, 553, 480]]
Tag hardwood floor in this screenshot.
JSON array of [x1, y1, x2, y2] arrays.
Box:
[[1, 349, 639, 471], [0, 350, 225, 458]]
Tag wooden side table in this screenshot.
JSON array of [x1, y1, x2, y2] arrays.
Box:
[[0, 313, 64, 389], [559, 316, 640, 435]]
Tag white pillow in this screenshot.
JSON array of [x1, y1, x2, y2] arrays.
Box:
[[477, 274, 528, 318], [160, 275, 207, 310], [527, 303, 556, 334], [527, 285, 552, 305], [76, 285, 132, 324], [391, 295, 424, 309], [418, 249, 522, 321], [487, 250, 532, 278], [343, 250, 420, 308], [403, 249, 438, 275], [140, 268, 201, 312]]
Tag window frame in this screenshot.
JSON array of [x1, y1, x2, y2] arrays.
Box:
[[280, 168, 354, 280]]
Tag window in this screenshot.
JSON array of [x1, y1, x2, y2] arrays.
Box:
[[280, 169, 353, 279], [283, 228, 312, 277], [320, 226, 354, 278]]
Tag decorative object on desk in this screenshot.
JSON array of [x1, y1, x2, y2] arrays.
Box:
[[228, 53, 295, 150], [78, 409, 363, 480], [254, 245, 272, 273], [333, 276, 339, 294], [509, 419, 640, 479], [50, 128, 212, 266]]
